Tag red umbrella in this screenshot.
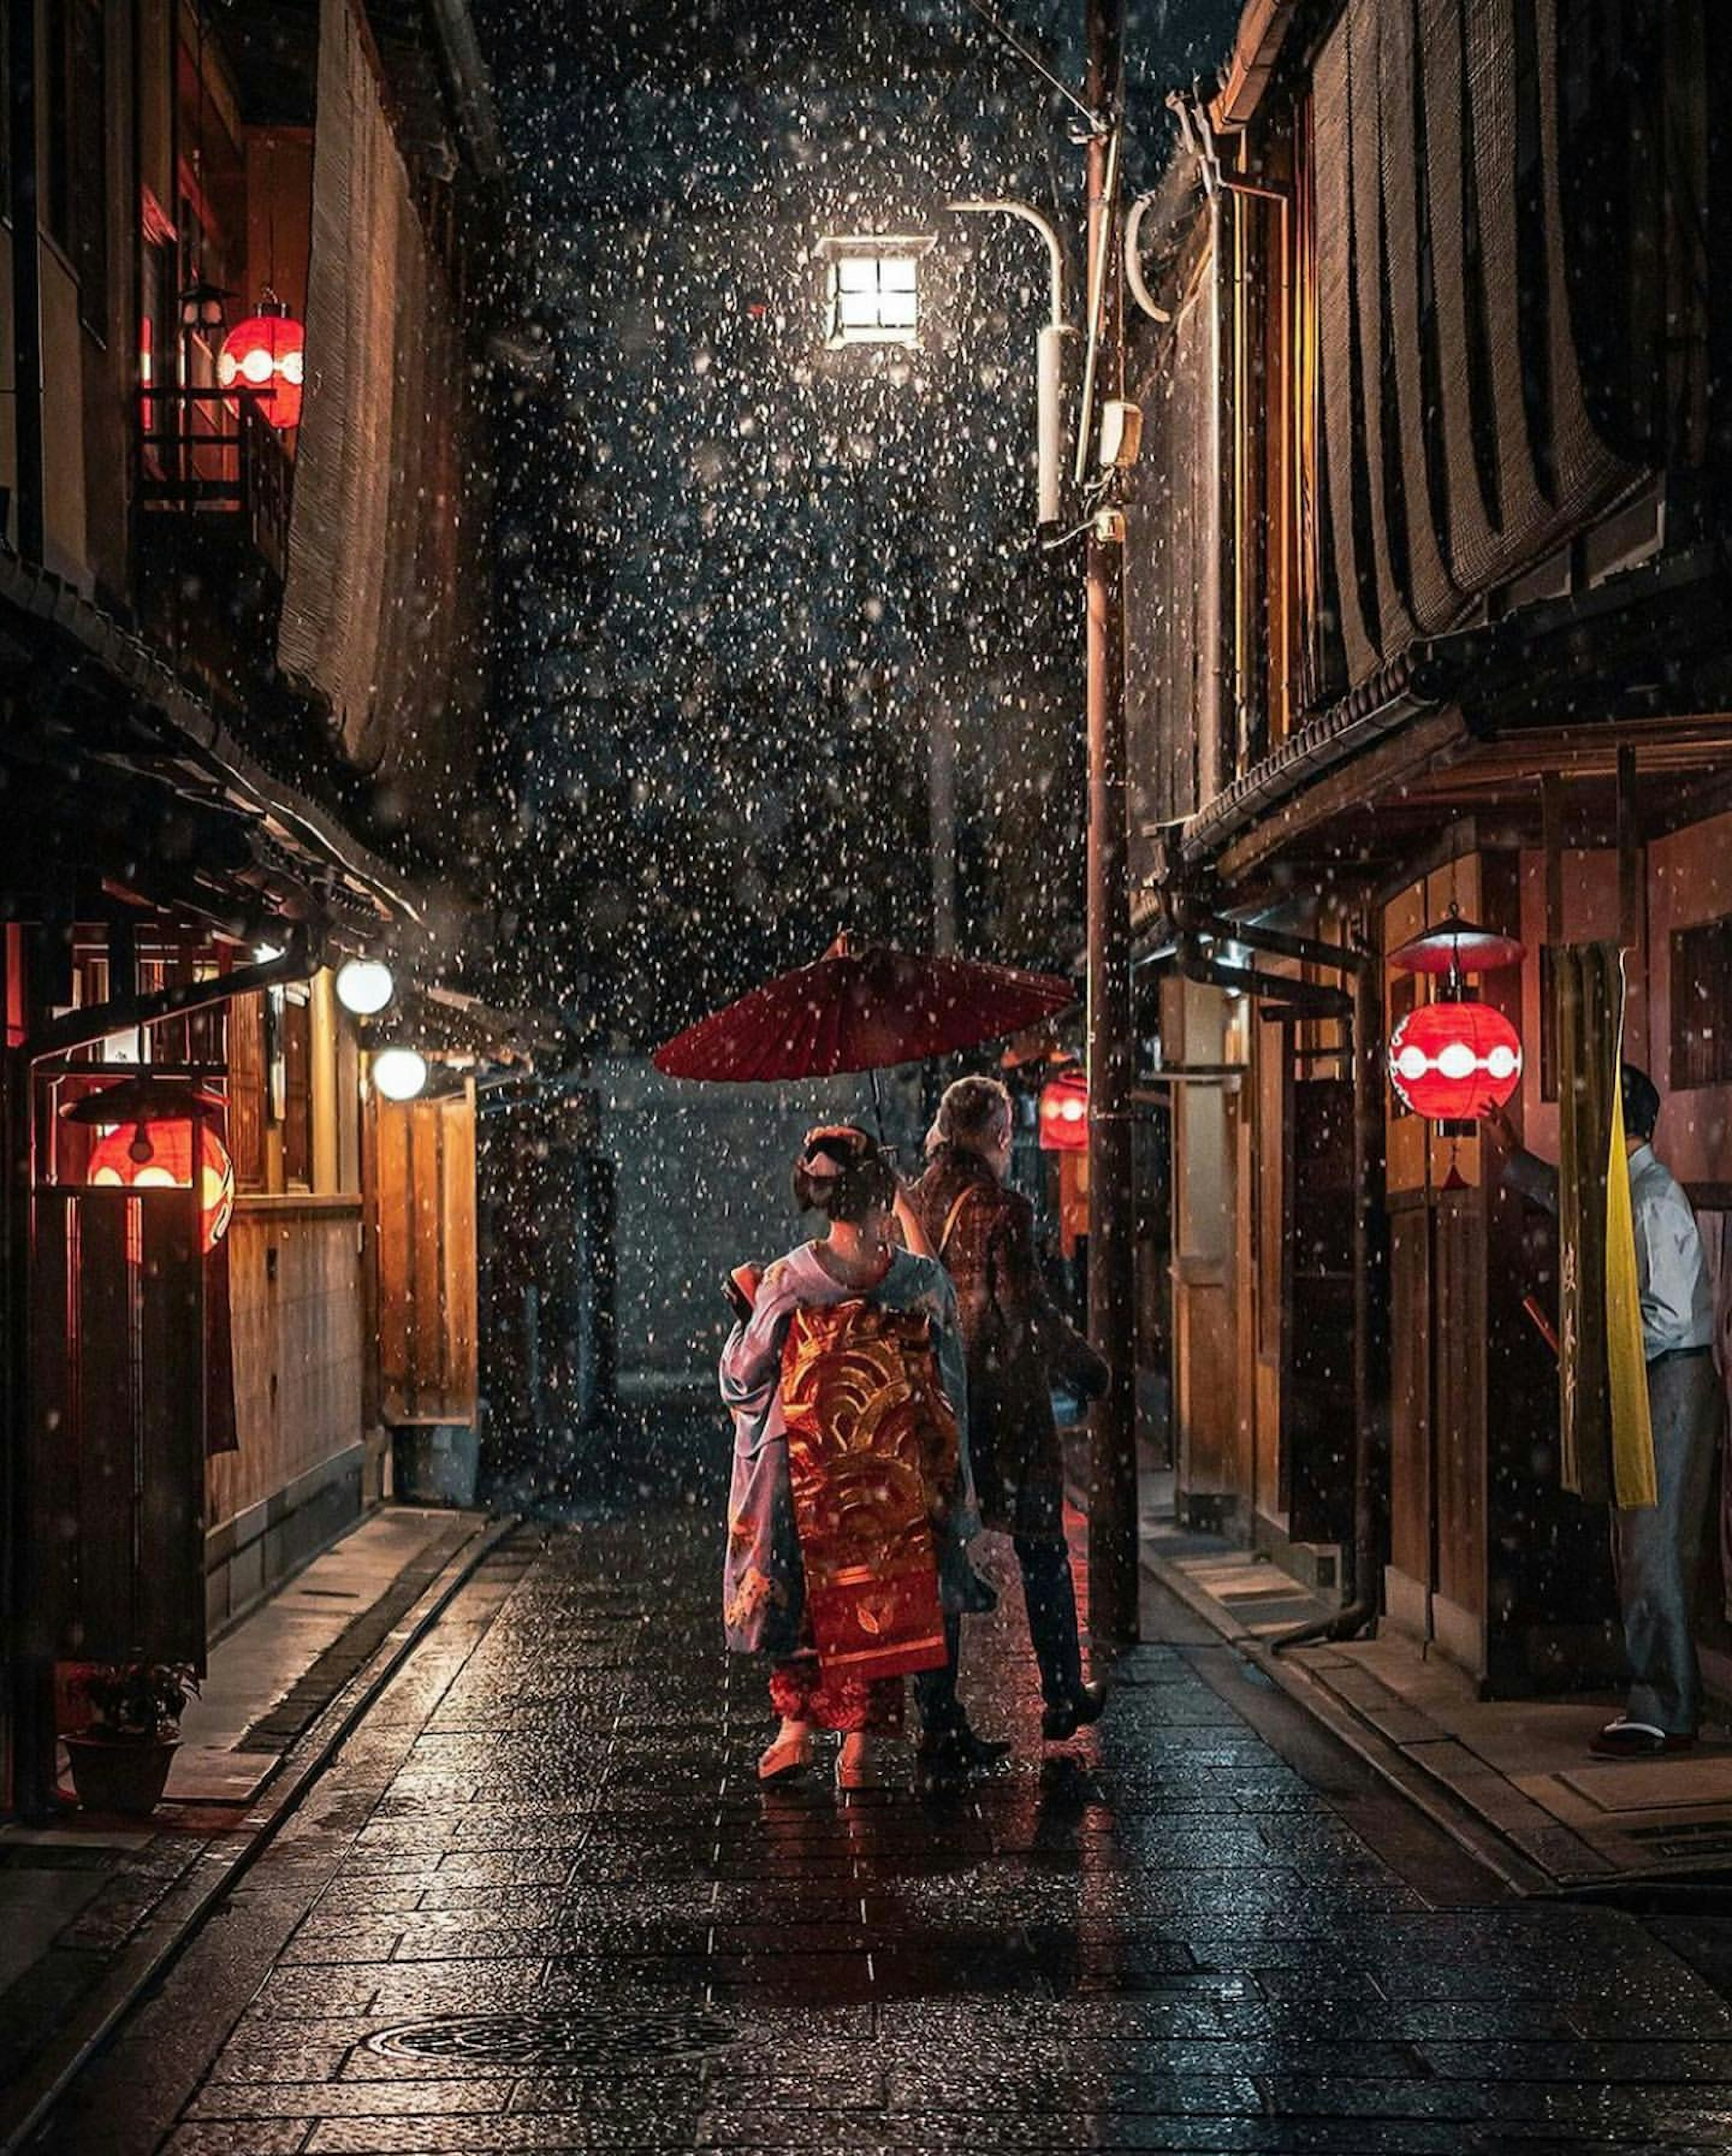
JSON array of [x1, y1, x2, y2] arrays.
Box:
[[653, 935, 1077, 1082]]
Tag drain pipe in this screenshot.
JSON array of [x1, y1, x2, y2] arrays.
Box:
[[1273, 914, 1389, 1651]]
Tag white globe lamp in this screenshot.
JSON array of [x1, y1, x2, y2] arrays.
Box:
[[372, 1048, 429, 1103], [335, 957, 395, 1016]]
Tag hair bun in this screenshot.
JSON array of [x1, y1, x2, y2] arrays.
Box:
[[792, 1122, 894, 1223]]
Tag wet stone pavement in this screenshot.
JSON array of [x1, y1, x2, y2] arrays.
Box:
[[35, 1477, 1732, 2154]]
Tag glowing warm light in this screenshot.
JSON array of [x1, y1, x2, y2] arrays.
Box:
[[1038, 1068, 1089, 1152], [372, 1048, 428, 1102], [815, 235, 935, 348], [335, 958, 395, 1016], [1388, 1002, 1523, 1122], [87, 1120, 235, 1252], [216, 312, 305, 429]]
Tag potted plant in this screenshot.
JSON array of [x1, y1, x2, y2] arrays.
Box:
[[64, 1662, 198, 1816]]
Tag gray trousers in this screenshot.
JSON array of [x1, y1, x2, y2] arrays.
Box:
[[1615, 1350, 1723, 1735]]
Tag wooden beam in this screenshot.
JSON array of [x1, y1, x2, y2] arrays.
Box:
[[1542, 773, 1566, 948], [1617, 744, 1642, 953]]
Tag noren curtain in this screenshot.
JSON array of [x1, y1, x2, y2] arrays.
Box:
[[278, 0, 479, 816], [1125, 251, 1218, 853], [1311, 0, 1635, 689]]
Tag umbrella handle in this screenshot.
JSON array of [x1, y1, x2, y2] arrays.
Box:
[[869, 1066, 886, 1144]]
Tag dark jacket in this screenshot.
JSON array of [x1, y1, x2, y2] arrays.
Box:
[[911, 1143, 1107, 1542]]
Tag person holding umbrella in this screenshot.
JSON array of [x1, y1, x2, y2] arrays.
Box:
[[662, 936, 1079, 1785], [720, 1124, 1002, 1790], [913, 1075, 1111, 1742]]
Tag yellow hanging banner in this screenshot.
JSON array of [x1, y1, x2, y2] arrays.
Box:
[[1604, 974, 1656, 1510]]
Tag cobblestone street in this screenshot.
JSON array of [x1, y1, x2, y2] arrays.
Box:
[[36, 1467, 1732, 2155]]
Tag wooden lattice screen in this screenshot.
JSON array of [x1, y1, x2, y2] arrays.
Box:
[[26, 1188, 207, 1666]]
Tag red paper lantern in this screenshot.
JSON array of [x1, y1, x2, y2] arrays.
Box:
[[1388, 1001, 1522, 1122], [86, 1117, 235, 1253], [1038, 1067, 1089, 1152], [216, 311, 305, 430]]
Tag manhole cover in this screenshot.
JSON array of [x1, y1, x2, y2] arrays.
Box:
[[365, 2008, 740, 2068]]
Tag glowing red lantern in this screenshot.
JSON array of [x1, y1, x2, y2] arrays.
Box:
[[1388, 1001, 1522, 1122], [216, 310, 305, 430], [66, 1081, 235, 1253], [1038, 1067, 1089, 1152]]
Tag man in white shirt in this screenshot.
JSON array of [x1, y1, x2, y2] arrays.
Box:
[[1493, 1065, 1720, 1756]]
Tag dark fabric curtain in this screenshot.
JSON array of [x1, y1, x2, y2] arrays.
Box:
[[277, 0, 480, 827], [1312, 0, 1636, 690], [1125, 251, 1215, 857]]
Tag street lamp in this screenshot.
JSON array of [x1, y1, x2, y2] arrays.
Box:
[[948, 200, 1070, 530], [177, 278, 229, 336], [812, 234, 935, 348], [64, 1077, 235, 1254]]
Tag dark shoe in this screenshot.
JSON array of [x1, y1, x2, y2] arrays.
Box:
[[916, 1737, 970, 1794], [954, 1724, 1013, 1770], [1041, 1681, 1108, 1744]]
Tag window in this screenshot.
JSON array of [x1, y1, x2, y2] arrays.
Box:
[[281, 993, 312, 1187], [1671, 916, 1732, 1092], [227, 991, 267, 1191], [815, 235, 933, 349]]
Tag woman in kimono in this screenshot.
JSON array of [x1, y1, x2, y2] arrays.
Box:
[[720, 1123, 999, 1790]]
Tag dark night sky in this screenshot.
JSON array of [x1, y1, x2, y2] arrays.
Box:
[[472, 0, 1239, 1046]]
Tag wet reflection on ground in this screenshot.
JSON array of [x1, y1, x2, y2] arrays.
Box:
[[49, 1477, 1732, 2152]]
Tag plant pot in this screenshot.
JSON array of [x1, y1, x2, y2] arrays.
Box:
[[392, 1424, 480, 1508], [63, 1731, 179, 1817]]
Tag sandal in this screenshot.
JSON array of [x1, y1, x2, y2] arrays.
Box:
[[1590, 1719, 1695, 1759], [757, 1731, 815, 1782], [836, 1734, 886, 1791]]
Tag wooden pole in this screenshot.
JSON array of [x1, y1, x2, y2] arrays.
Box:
[[1083, 0, 1138, 1646]]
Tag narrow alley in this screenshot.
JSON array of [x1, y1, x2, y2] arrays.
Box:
[[30, 1453, 1732, 2156]]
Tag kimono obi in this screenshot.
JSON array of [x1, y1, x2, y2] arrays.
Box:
[[779, 1300, 959, 1682]]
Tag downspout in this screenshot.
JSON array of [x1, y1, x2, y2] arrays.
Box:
[[1264, 923, 1388, 1651], [1073, 116, 1123, 485], [425, 0, 504, 178], [24, 937, 314, 1061], [5, 1, 46, 1811], [9, 0, 43, 562]]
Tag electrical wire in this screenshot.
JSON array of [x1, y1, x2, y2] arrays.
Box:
[[957, 0, 1104, 131]]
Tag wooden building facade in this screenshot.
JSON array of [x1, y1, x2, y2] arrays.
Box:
[[0, 0, 518, 1815], [1128, 0, 1732, 1690]]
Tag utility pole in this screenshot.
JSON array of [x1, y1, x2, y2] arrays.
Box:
[[1083, 0, 1139, 1644]]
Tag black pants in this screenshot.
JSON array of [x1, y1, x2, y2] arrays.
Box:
[[914, 1536, 1085, 1737], [1013, 1534, 1085, 1708]]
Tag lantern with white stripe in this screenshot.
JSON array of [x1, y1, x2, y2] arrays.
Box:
[[1387, 1001, 1522, 1122], [1038, 1067, 1089, 1152]]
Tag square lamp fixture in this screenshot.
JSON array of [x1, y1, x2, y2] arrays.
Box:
[[815, 234, 935, 349]]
